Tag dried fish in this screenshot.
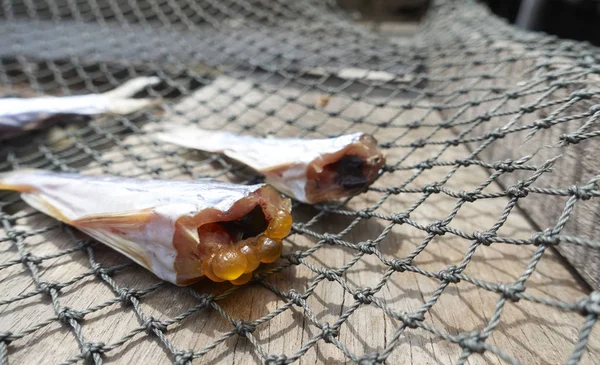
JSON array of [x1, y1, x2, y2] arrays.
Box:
[[0, 170, 292, 286], [156, 126, 385, 204], [0, 77, 161, 139]]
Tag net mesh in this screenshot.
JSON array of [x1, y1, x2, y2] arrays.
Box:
[[1, 0, 600, 364]]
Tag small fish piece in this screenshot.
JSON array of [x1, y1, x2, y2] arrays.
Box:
[[316, 95, 331, 109], [0, 170, 292, 286], [156, 126, 385, 204], [0, 76, 161, 139]]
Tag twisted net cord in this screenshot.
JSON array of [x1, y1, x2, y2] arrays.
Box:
[[0, 0, 599, 364]]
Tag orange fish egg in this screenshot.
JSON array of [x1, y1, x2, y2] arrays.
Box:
[[265, 210, 292, 240], [240, 243, 261, 273], [230, 272, 253, 285], [257, 236, 283, 263], [212, 249, 248, 281], [201, 254, 225, 283]]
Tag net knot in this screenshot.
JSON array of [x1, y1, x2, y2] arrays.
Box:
[[497, 283, 525, 302], [506, 183, 528, 198], [38, 281, 61, 295], [119, 288, 140, 304], [58, 307, 84, 323], [474, 231, 494, 246], [265, 354, 288, 365], [448, 138, 460, 146], [320, 323, 339, 343], [534, 118, 553, 129], [417, 159, 435, 170], [287, 289, 304, 307], [437, 265, 460, 283], [506, 92, 520, 99], [92, 263, 110, 277], [353, 287, 375, 304], [143, 317, 167, 333], [391, 213, 409, 224], [174, 350, 194, 365], [357, 352, 383, 365], [410, 138, 426, 148], [439, 120, 454, 128], [390, 258, 408, 272], [519, 104, 536, 114], [423, 183, 441, 194], [456, 158, 472, 167], [82, 341, 106, 360], [458, 190, 477, 202], [193, 293, 214, 308], [358, 240, 376, 255], [559, 133, 581, 144], [531, 230, 559, 246], [234, 320, 256, 337], [287, 251, 303, 265], [0, 332, 15, 344], [356, 210, 372, 219], [478, 113, 491, 122], [577, 292, 600, 316], [570, 90, 593, 100], [322, 270, 339, 282], [426, 221, 446, 236], [380, 142, 393, 149], [407, 120, 421, 129], [549, 80, 569, 88], [400, 312, 424, 329], [493, 160, 515, 172], [6, 229, 25, 240], [458, 331, 486, 354], [567, 185, 593, 200], [590, 104, 600, 113], [21, 252, 42, 265], [322, 233, 337, 245], [484, 129, 505, 139]]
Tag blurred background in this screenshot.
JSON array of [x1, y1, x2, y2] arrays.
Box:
[[337, 0, 600, 46]]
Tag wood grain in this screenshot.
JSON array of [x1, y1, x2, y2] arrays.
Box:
[[1, 75, 598, 365]]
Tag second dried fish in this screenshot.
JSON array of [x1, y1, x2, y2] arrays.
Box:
[[156, 126, 385, 204]]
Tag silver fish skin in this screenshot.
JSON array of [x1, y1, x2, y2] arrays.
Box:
[[0, 77, 160, 139], [156, 126, 386, 204], [0, 170, 292, 285]]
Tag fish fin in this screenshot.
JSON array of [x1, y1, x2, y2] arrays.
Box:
[[21, 192, 73, 223], [20, 191, 154, 229], [72, 208, 154, 228], [78, 227, 152, 270]]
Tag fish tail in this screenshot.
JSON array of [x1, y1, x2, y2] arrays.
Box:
[[155, 123, 234, 153], [0, 169, 41, 192]]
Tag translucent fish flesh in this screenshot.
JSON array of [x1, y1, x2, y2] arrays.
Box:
[[0, 77, 161, 139], [156, 126, 386, 204], [0, 170, 292, 286]]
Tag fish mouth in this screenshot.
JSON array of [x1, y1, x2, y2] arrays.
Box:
[[173, 185, 292, 286], [305, 135, 385, 203]]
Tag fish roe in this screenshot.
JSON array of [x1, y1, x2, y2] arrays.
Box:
[[265, 210, 292, 240], [240, 243, 261, 273], [201, 254, 225, 282], [257, 236, 282, 263], [230, 272, 253, 285], [212, 249, 247, 280]]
